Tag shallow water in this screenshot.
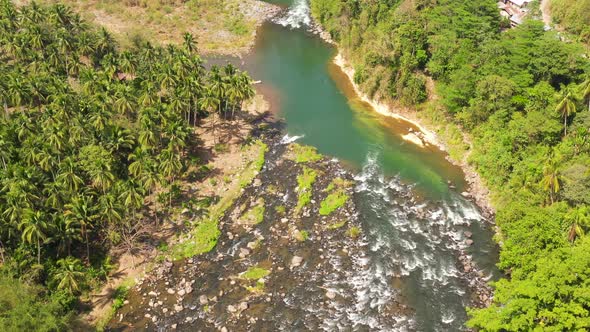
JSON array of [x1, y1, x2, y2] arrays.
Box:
[[232, 1, 500, 330], [167, 0, 500, 330]]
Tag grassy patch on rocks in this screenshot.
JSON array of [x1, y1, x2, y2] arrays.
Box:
[[288, 143, 322, 163], [295, 166, 318, 213], [171, 141, 267, 259], [241, 198, 265, 225], [319, 178, 351, 216], [327, 220, 347, 230], [241, 266, 270, 280]]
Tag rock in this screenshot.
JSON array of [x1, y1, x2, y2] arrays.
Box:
[[174, 304, 184, 312], [228, 305, 237, 313], [326, 291, 336, 299], [221, 327, 228, 332], [281, 218, 288, 223], [124, 300, 129, 305], [185, 286, 193, 294], [151, 316, 158, 322], [466, 239, 474, 246], [162, 308, 168, 313], [247, 241, 257, 250], [227, 232, 234, 240], [199, 295, 209, 305], [178, 289, 186, 296], [167, 288, 175, 294], [239, 248, 250, 258], [171, 324, 177, 329], [239, 302, 249, 310], [148, 291, 157, 297], [291, 256, 303, 268], [253, 178, 262, 187], [158, 301, 163, 306], [144, 313, 151, 318], [464, 265, 472, 272], [461, 191, 470, 197], [464, 231, 473, 238], [148, 300, 154, 307]]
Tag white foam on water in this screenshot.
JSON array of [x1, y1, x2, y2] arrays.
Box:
[[350, 150, 490, 329], [280, 133, 304, 144], [273, 0, 312, 29]]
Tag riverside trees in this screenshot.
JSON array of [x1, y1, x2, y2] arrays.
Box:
[[311, 0, 590, 329], [0, 0, 255, 326]]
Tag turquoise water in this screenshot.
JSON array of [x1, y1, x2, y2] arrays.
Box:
[[245, 23, 467, 199], [207, 1, 500, 330]]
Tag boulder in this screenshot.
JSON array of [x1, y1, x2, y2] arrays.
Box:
[[199, 295, 209, 305], [239, 248, 250, 258], [291, 256, 303, 268], [239, 302, 249, 311]]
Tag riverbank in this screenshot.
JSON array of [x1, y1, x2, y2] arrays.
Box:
[[84, 94, 274, 329], [107, 138, 392, 330], [16, 0, 281, 56], [331, 51, 495, 217]]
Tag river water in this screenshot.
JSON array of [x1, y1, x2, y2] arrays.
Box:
[[237, 1, 499, 330], [113, 0, 499, 330]]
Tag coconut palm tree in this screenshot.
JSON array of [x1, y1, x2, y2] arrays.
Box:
[[64, 195, 96, 261], [566, 206, 590, 243], [53, 214, 81, 256], [540, 155, 561, 204], [19, 209, 50, 264], [555, 86, 577, 136], [52, 256, 85, 294], [183, 32, 196, 54]]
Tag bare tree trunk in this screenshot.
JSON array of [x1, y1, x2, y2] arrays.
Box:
[[37, 238, 41, 265], [0, 239, 5, 265]]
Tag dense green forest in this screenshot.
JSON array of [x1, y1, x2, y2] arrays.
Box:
[[0, 0, 254, 328], [549, 0, 590, 43], [311, 0, 590, 329]]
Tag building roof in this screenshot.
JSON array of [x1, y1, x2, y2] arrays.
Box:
[[509, 0, 532, 7]]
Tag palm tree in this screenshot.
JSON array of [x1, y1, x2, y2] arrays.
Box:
[[53, 256, 85, 294], [581, 78, 590, 112], [56, 157, 83, 192], [566, 206, 590, 243], [555, 86, 577, 136], [64, 195, 96, 261], [53, 214, 81, 256], [540, 155, 561, 204], [183, 32, 196, 54], [19, 209, 50, 264]]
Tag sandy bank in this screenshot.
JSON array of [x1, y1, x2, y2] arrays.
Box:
[[333, 53, 442, 150], [332, 51, 495, 217]]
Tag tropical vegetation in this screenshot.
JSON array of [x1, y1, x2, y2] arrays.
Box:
[[0, 0, 255, 328], [311, 0, 590, 329]]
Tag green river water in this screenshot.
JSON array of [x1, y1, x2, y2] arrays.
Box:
[[236, 1, 499, 329], [208, 0, 499, 330]]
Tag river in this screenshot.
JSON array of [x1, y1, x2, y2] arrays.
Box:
[[243, 1, 500, 330], [113, 0, 500, 330]]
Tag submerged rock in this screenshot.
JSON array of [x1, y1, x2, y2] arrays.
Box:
[[291, 256, 303, 268]]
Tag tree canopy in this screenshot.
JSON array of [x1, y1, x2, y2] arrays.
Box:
[[311, 0, 590, 329]]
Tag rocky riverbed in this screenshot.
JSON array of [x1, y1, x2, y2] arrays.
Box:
[[107, 135, 411, 330], [107, 132, 495, 331]]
